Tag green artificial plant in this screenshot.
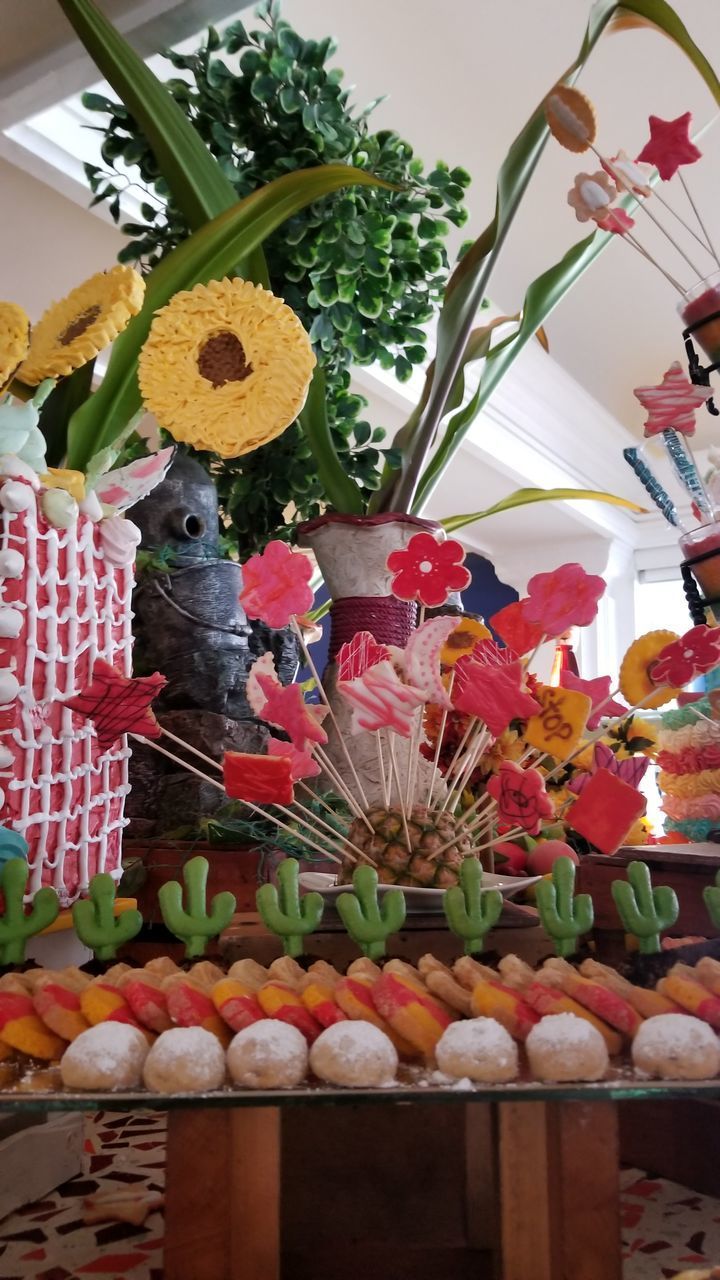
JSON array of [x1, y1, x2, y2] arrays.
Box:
[[38, 0, 720, 544]]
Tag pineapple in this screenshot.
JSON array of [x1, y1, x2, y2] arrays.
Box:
[[340, 806, 474, 887]]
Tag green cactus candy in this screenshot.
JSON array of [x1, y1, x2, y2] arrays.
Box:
[[0, 859, 59, 966], [535, 856, 593, 958], [443, 856, 503, 955], [336, 864, 406, 961], [611, 859, 679, 954], [256, 858, 324, 958], [703, 870, 720, 931], [72, 873, 143, 961], [158, 855, 236, 958]]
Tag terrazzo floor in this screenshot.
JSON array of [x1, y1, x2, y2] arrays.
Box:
[[0, 1113, 718, 1279]]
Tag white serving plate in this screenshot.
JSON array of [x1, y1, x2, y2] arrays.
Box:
[[298, 870, 541, 913]]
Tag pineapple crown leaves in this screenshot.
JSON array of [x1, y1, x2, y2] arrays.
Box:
[[256, 857, 324, 958], [0, 858, 59, 967], [703, 870, 720, 932], [611, 860, 679, 955], [534, 856, 593, 959], [442, 856, 502, 956], [72, 873, 143, 962], [336, 864, 406, 961], [158, 855, 236, 959]]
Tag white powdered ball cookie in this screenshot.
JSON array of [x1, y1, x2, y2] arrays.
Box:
[[61, 1023, 148, 1091], [228, 1021, 308, 1089], [632, 1013, 720, 1081], [143, 1027, 226, 1093], [436, 1017, 518, 1083], [310, 1021, 397, 1088], [526, 1012, 609, 1083]]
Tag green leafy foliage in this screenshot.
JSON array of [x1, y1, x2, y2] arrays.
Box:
[[82, 0, 469, 553]]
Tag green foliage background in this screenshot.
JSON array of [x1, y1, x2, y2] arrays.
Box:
[[84, 0, 470, 555]]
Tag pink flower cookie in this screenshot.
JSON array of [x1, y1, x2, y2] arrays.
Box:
[[386, 532, 471, 608], [256, 676, 328, 753], [453, 656, 540, 738], [634, 362, 711, 438], [524, 563, 605, 637], [486, 762, 554, 836], [240, 540, 314, 629], [567, 171, 615, 223], [337, 660, 425, 736]]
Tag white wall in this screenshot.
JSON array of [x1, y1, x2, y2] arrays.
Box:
[[0, 158, 124, 318]]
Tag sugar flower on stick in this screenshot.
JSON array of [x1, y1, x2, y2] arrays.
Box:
[[523, 563, 605, 637], [486, 761, 554, 835], [386, 532, 471, 608], [567, 171, 615, 223], [240, 540, 314, 630]]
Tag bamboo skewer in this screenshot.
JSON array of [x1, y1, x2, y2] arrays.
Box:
[[388, 735, 413, 853], [425, 673, 455, 808], [597, 149, 705, 279], [679, 171, 720, 268]]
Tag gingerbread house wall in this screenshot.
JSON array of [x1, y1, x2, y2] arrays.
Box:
[[0, 476, 134, 905]]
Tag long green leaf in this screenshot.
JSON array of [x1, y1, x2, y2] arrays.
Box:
[[298, 367, 364, 514], [391, 0, 720, 512], [442, 487, 644, 533], [66, 165, 388, 470]]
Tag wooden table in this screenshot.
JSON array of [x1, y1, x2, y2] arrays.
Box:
[[4, 1078, 720, 1280]]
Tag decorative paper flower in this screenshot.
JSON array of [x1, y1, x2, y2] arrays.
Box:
[[17, 266, 144, 386], [618, 630, 681, 710], [453, 656, 541, 737], [544, 84, 596, 153], [256, 676, 328, 753], [634, 362, 711, 437], [137, 278, 315, 458], [386, 532, 471, 608], [650, 625, 720, 688], [223, 751, 294, 806], [489, 599, 544, 656], [0, 302, 30, 390], [404, 617, 460, 708], [338, 660, 426, 736], [524, 563, 605, 637], [0, 379, 53, 473], [65, 659, 166, 750], [558, 671, 627, 731], [267, 737, 321, 781], [336, 631, 390, 682], [636, 112, 701, 181], [595, 208, 635, 235], [568, 741, 649, 795], [240, 540, 314, 630], [486, 761, 554, 835], [567, 171, 615, 223], [604, 150, 654, 198], [439, 617, 490, 665]]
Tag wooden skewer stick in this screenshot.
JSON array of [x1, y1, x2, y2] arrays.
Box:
[[434, 717, 475, 804], [622, 231, 687, 296], [314, 746, 373, 830], [679, 171, 720, 269], [653, 186, 718, 261], [133, 735, 226, 791], [271, 802, 366, 866], [388, 735, 413, 853], [523, 633, 547, 672], [425, 673, 455, 808], [160, 726, 223, 773], [543, 686, 670, 784], [297, 780, 351, 826], [439, 721, 489, 813], [596, 148, 705, 279], [376, 733, 390, 809], [291, 618, 370, 810]]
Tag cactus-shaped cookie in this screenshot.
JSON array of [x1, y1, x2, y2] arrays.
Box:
[[158, 855, 236, 959], [611, 860, 679, 955], [336, 865, 406, 961], [535, 856, 594, 958], [256, 858, 324, 958], [72, 873, 143, 961], [704, 871, 720, 932], [0, 858, 59, 966], [443, 857, 503, 955]]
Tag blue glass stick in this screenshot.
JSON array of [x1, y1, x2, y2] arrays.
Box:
[[623, 447, 680, 527], [662, 429, 714, 521]]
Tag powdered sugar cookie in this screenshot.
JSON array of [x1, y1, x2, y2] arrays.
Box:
[[632, 1013, 720, 1080], [61, 1022, 148, 1090], [228, 1020, 308, 1089], [436, 1018, 518, 1083], [310, 1020, 397, 1088], [526, 1012, 608, 1082], [143, 1026, 226, 1093]]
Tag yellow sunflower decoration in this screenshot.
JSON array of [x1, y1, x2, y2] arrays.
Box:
[[137, 278, 316, 458], [619, 630, 681, 710], [18, 265, 145, 386], [0, 302, 30, 391]]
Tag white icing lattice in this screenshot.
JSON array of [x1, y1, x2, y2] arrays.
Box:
[[0, 478, 135, 905]]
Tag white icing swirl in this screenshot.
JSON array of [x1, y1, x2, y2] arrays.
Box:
[[1, 481, 34, 513], [99, 515, 141, 567], [0, 607, 23, 638], [0, 549, 24, 579], [41, 488, 79, 530]]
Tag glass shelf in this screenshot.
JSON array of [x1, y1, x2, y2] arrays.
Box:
[[2, 1071, 720, 1112]]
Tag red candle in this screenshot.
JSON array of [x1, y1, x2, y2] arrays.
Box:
[[680, 522, 720, 598], [680, 274, 720, 364]]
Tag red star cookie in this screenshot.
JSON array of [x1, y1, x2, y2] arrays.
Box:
[[636, 112, 701, 181], [65, 660, 165, 750]]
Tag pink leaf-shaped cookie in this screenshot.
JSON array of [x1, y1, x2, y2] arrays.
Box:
[[267, 737, 321, 781], [404, 616, 460, 708]]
